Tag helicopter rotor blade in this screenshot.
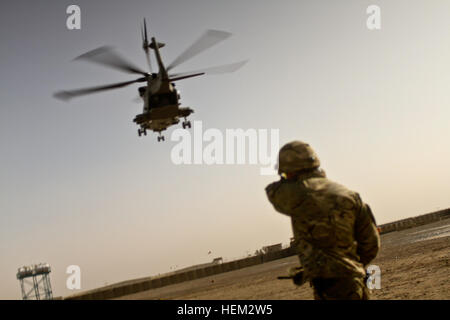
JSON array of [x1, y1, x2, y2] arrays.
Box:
[[167, 29, 232, 72], [142, 18, 152, 73], [169, 60, 248, 79], [169, 72, 205, 82], [74, 46, 148, 76], [53, 77, 147, 101]]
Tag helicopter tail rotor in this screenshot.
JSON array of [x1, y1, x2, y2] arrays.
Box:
[[149, 41, 165, 50]]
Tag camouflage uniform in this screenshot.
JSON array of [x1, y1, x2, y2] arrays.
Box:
[[266, 141, 380, 300]]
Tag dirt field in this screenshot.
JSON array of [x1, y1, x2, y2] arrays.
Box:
[[117, 219, 450, 300]]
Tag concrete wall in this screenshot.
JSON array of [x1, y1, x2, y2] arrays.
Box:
[[66, 208, 449, 300], [66, 248, 295, 300], [378, 208, 450, 234]]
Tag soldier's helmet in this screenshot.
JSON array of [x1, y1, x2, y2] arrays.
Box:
[[278, 141, 320, 174]]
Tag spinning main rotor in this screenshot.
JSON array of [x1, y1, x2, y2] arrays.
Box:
[[54, 19, 247, 100]]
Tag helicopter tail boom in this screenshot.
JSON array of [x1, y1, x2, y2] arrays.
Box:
[[151, 36, 169, 80]]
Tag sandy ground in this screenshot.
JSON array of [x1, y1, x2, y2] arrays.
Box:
[[117, 219, 450, 300]]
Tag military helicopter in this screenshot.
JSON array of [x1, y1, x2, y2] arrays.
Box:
[[54, 19, 247, 141]]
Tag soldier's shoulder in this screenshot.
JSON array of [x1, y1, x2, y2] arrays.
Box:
[[306, 178, 362, 207], [305, 177, 355, 194]]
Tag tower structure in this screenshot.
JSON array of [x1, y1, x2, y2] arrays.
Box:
[[17, 263, 53, 300]]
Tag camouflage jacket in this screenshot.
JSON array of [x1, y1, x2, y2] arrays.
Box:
[[266, 171, 380, 280]]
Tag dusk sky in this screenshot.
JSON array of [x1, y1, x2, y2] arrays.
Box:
[[1, 0, 450, 299]]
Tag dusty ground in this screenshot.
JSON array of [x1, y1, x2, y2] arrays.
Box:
[[117, 219, 450, 300]]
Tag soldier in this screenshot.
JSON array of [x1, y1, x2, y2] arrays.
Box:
[[266, 141, 380, 300]]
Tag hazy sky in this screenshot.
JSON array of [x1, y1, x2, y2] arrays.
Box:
[[1, 0, 450, 299]]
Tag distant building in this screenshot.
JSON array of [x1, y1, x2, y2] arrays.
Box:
[[212, 257, 223, 264], [261, 243, 282, 254]]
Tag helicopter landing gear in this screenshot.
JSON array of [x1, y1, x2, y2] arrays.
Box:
[[182, 120, 191, 129], [138, 128, 147, 137]]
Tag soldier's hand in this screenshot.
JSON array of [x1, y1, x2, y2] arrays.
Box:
[[265, 180, 282, 198], [278, 266, 306, 286], [289, 266, 306, 286]]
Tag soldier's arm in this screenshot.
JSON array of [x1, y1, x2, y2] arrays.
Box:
[[265, 179, 303, 216], [265, 180, 289, 215], [354, 199, 381, 266]]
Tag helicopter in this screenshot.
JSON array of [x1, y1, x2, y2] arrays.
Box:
[[54, 19, 247, 141]]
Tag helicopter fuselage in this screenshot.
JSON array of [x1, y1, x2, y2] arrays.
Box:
[[133, 40, 194, 140], [133, 81, 193, 137]]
